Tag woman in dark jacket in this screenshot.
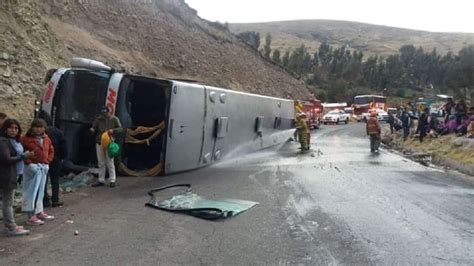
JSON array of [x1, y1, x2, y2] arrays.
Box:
[[417, 113, 428, 142], [0, 119, 32, 236]]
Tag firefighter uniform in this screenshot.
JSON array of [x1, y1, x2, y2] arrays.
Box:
[[296, 115, 310, 151], [366, 113, 381, 152]]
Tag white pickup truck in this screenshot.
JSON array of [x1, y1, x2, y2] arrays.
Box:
[[322, 110, 351, 125]]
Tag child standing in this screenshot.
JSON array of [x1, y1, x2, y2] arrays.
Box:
[[21, 119, 55, 225]]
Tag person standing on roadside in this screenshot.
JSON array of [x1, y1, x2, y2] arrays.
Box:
[[387, 112, 395, 134], [366, 112, 381, 153], [417, 112, 428, 142], [443, 98, 454, 123], [21, 119, 55, 226], [90, 106, 122, 188], [295, 113, 310, 152], [43, 124, 67, 208], [401, 110, 411, 141], [0, 119, 33, 236], [454, 99, 468, 125]]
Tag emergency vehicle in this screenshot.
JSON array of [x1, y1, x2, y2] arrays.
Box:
[[297, 99, 323, 129]]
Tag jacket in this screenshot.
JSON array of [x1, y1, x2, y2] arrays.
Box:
[[0, 137, 23, 189], [21, 134, 54, 165], [366, 117, 381, 135], [47, 126, 67, 160], [417, 113, 428, 135], [401, 113, 411, 127], [92, 115, 122, 144], [455, 102, 467, 115]]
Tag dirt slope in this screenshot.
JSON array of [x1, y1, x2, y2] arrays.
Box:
[[230, 20, 474, 57], [0, 0, 310, 122]]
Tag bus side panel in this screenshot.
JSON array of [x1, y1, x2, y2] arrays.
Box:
[[258, 96, 294, 148], [165, 82, 294, 174], [164, 82, 206, 174], [203, 86, 294, 163], [201, 87, 259, 164]]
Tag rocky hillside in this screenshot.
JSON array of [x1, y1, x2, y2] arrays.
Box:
[[0, 0, 310, 122], [230, 20, 474, 57]]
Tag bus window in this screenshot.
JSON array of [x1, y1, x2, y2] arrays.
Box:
[[58, 70, 110, 123]]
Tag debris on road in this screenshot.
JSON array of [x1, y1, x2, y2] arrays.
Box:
[[409, 152, 432, 166], [145, 184, 258, 220], [74, 230, 79, 236], [59, 171, 95, 191]]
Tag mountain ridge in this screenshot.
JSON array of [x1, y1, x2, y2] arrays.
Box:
[[0, 0, 310, 122], [230, 19, 474, 57]]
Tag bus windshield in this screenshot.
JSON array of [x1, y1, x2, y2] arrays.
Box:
[[58, 70, 110, 123], [354, 95, 386, 105]]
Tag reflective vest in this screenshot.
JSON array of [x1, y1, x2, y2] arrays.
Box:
[[366, 118, 380, 135]]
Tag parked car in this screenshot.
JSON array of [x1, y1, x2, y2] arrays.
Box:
[[377, 110, 389, 122], [322, 110, 350, 125], [361, 109, 389, 122]]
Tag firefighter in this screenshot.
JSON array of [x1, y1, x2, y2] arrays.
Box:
[[366, 111, 381, 153], [296, 113, 310, 151]]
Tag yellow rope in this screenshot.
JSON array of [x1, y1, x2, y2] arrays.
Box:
[[126, 126, 165, 145], [119, 162, 163, 177], [119, 121, 166, 177], [126, 121, 165, 136]]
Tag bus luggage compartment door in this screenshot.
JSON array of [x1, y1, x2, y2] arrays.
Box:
[[164, 82, 206, 174], [200, 87, 235, 165]]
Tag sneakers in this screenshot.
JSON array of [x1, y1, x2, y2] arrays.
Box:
[[109, 182, 116, 188], [27, 216, 45, 226], [37, 212, 55, 221], [91, 181, 105, 187], [6, 226, 30, 236], [52, 201, 64, 208]]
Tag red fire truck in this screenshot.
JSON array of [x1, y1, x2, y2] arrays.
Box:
[[297, 99, 324, 129]]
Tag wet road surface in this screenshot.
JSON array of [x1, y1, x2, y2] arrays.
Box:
[[1, 123, 473, 264]]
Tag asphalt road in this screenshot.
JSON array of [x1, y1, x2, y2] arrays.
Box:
[[1, 123, 473, 265]]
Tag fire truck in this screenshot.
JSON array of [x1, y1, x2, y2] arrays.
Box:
[[296, 99, 323, 129], [38, 58, 295, 176]]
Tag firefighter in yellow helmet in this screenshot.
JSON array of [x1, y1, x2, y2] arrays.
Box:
[[296, 113, 310, 151]]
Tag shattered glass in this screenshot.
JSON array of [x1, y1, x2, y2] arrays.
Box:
[[146, 184, 258, 220]]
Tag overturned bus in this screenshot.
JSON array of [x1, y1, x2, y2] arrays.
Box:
[[38, 58, 295, 176]]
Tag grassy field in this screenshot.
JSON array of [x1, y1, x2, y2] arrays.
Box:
[[388, 129, 474, 165]]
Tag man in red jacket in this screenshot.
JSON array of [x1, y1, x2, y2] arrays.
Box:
[[21, 119, 55, 226], [366, 112, 381, 153]]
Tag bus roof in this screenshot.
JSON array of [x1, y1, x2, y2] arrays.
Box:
[[322, 103, 347, 108], [354, 95, 386, 99]]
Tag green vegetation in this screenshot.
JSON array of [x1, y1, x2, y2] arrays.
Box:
[[266, 39, 474, 103], [236, 31, 260, 51], [263, 33, 272, 59]]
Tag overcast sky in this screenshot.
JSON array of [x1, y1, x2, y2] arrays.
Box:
[[185, 0, 474, 33]]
